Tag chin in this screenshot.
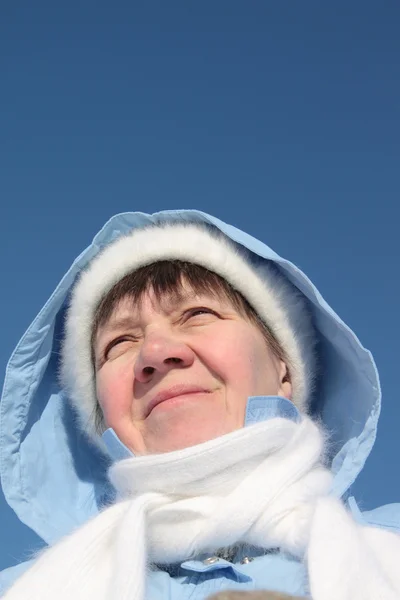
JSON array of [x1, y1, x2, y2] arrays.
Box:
[[141, 407, 240, 454], [146, 424, 235, 454]]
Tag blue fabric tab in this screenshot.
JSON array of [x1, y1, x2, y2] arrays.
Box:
[[347, 496, 365, 524], [102, 428, 134, 461], [244, 396, 301, 426]]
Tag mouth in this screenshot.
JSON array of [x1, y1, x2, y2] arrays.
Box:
[[146, 385, 210, 416]]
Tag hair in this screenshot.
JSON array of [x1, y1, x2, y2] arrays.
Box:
[[90, 260, 289, 432]]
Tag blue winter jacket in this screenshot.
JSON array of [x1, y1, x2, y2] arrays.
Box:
[[1, 209, 399, 598]]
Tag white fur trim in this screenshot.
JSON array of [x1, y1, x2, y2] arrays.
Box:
[[61, 222, 316, 442]]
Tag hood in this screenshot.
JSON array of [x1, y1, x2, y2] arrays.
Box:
[[0, 209, 380, 545]]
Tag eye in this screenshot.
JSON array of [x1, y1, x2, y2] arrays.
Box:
[[104, 336, 135, 360], [185, 307, 219, 320]]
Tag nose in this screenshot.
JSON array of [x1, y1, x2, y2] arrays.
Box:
[[134, 332, 195, 383]]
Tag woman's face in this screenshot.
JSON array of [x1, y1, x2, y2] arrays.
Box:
[[94, 284, 292, 455]]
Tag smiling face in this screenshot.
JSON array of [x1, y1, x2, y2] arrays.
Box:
[[93, 276, 292, 455]]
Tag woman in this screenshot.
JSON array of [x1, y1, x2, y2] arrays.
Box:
[[0, 209, 399, 600]]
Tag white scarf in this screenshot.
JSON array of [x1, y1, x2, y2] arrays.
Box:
[[4, 417, 400, 600]]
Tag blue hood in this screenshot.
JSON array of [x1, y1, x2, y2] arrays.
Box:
[[0, 210, 381, 546]]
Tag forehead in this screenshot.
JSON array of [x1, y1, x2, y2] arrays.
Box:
[[91, 262, 252, 339], [97, 284, 232, 332]]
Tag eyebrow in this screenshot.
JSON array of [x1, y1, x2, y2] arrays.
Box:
[[97, 291, 213, 337], [97, 315, 139, 338]]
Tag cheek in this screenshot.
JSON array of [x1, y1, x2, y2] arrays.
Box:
[[201, 329, 265, 386], [210, 329, 277, 395], [96, 365, 133, 424]]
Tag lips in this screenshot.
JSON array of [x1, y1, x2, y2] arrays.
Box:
[[146, 384, 210, 416]]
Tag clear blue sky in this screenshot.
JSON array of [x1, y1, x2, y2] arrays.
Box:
[[1, 1, 399, 571]]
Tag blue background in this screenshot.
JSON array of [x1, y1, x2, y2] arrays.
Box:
[[1, 1, 399, 571]]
